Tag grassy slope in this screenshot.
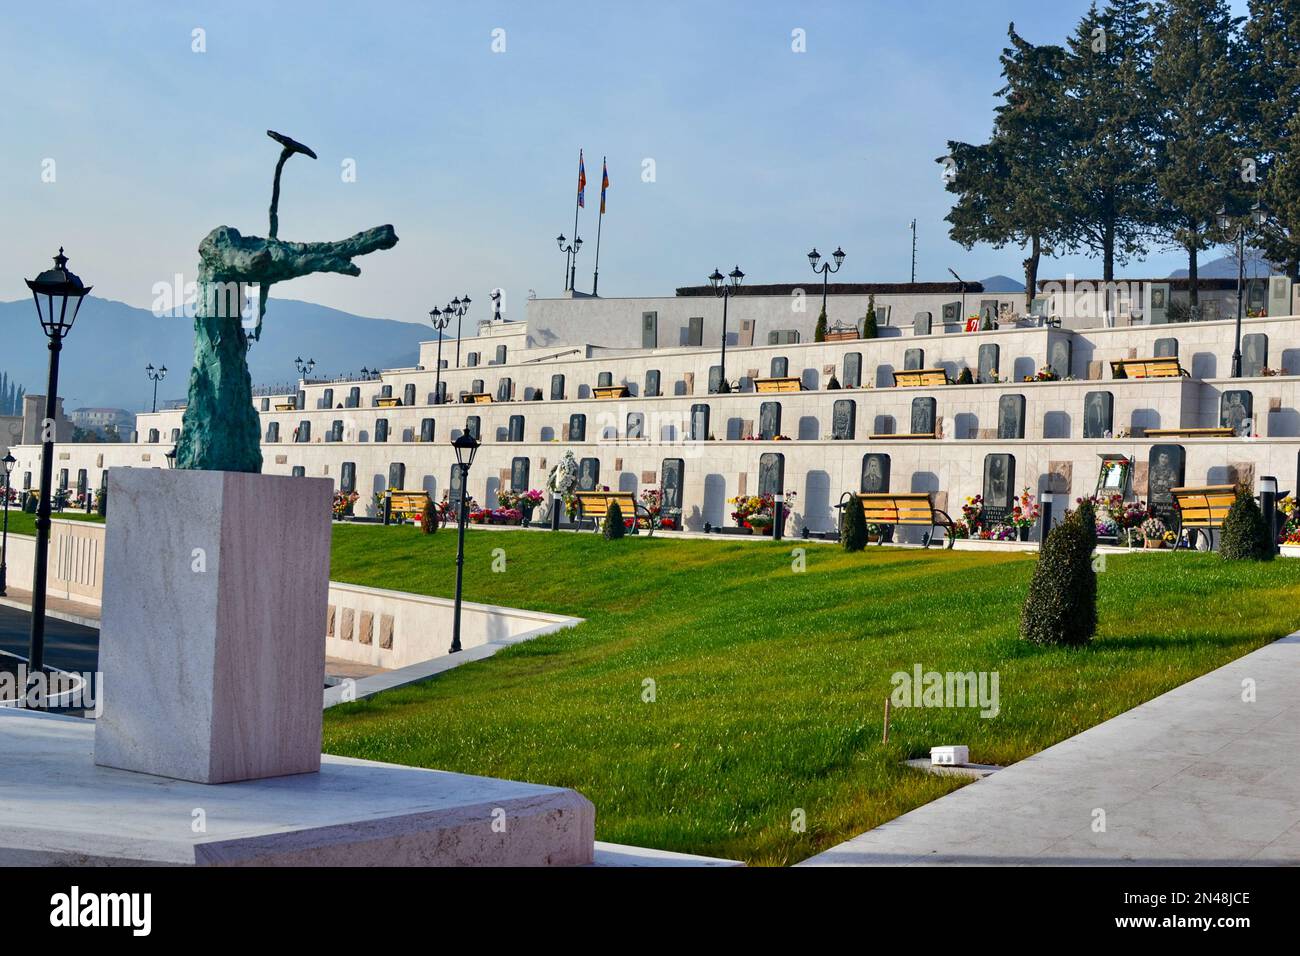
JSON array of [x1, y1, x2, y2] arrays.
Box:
[[323, 525, 1300, 865], [1, 511, 103, 538]]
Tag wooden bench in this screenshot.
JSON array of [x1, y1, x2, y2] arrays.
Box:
[[1169, 484, 1236, 550], [753, 376, 804, 393], [387, 489, 431, 521], [1111, 357, 1186, 379], [852, 492, 954, 548], [825, 328, 859, 342], [867, 432, 937, 440], [892, 368, 951, 387], [274, 402, 297, 411], [1144, 427, 1236, 438], [571, 490, 649, 534], [593, 385, 630, 399], [375, 396, 401, 408], [463, 392, 494, 404]]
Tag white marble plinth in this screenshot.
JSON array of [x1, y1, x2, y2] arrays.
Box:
[[3, 710, 595, 866], [95, 468, 332, 783]]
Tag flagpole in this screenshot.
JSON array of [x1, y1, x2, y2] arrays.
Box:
[[570, 151, 582, 293], [592, 157, 606, 296]]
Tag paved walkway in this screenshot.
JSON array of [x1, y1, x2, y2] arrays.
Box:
[[801, 633, 1300, 866]]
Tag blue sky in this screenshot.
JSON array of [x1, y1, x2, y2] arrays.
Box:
[[0, 0, 1253, 326]]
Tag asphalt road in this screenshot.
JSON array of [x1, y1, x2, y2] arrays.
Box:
[[0, 604, 99, 673]]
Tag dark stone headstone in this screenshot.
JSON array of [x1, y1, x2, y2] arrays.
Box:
[[661, 458, 684, 523], [627, 412, 645, 439], [978, 343, 1000, 384], [645, 369, 661, 397], [296, 390, 306, 410], [569, 413, 587, 442], [381, 384, 393, 399], [1242, 333, 1268, 377], [832, 399, 856, 440], [997, 394, 1026, 440], [375, 418, 389, 443], [642, 311, 658, 349], [497, 378, 513, 402], [759, 401, 782, 440], [420, 418, 435, 443], [347, 387, 360, 408], [708, 365, 724, 394], [910, 397, 936, 435], [770, 356, 789, 379], [466, 352, 479, 367], [508, 415, 524, 442], [296, 421, 310, 443], [913, 311, 932, 336], [1154, 337, 1179, 358], [941, 301, 961, 323], [550, 374, 565, 400], [758, 453, 785, 496], [331, 420, 344, 442], [340, 461, 356, 494], [471, 379, 484, 395], [843, 352, 862, 388], [861, 454, 890, 493], [578, 457, 600, 491], [291, 466, 306, 478], [1083, 391, 1114, 438], [1220, 390, 1253, 435], [1148, 445, 1185, 509], [265, 421, 280, 442], [404, 383, 416, 407], [690, 403, 710, 441], [434, 381, 448, 405], [495, 344, 508, 365], [687, 316, 704, 347], [261, 398, 271, 412], [511, 457, 529, 492], [322, 388, 334, 407], [465, 416, 481, 441], [904, 348, 924, 371], [597, 371, 613, 388], [1049, 339, 1072, 378], [982, 454, 1015, 509], [388, 462, 406, 489]]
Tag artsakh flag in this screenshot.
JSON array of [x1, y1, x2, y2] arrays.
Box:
[[600, 157, 609, 215], [577, 150, 586, 207]]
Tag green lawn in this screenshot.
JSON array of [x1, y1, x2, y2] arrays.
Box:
[[1, 510, 103, 537], [323, 526, 1300, 865]]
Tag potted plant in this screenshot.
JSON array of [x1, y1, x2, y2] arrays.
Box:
[[1141, 516, 1167, 548]]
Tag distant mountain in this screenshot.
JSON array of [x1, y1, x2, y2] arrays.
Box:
[[1169, 254, 1275, 279], [0, 297, 430, 411], [979, 274, 1025, 292]]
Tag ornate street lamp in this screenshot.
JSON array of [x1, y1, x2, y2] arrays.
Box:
[[24, 247, 92, 687], [446, 295, 470, 369], [0, 452, 14, 597], [1218, 200, 1271, 378], [449, 430, 481, 654], [708, 265, 744, 393], [430, 306, 451, 404], [294, 356, 316, 377], [145, 363, 168, 414], [557, 234, 582, 292], [808, 245, 846, 324]]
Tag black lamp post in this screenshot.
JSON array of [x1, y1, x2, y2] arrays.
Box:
[[708, 266, 744, 393], [0, 452, 14, 597], [430, 306, 451, 403], [557, 234, 582, 292], [294, 356, 316, 378], [807, 246, 846, 321], [145, 363, 167, 414], [1218, 201, 1270, 378], [449, 430, 481, 654], [165, 446, 177, 469], [25, 248, 92, 686], [446, 296, 470, 369]]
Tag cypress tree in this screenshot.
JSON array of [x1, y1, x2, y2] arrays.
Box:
[[814, 308, 828, 342], [1220, 485, 1275, 560], [841, 496, 868, 552], [1021, 507, 1098, 646]]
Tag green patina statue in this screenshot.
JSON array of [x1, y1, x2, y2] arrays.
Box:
[[175, 131, 398, 473]]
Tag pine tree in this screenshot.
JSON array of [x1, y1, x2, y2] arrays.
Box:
[[1151, 0, 1250, 307]]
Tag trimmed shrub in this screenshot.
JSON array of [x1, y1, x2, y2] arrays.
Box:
[[1073, 497, 1098, 553], [1020, 512, 1097, 647], [22, 492, 36, 514], [420, 494, 438, 535], [862, 295, 879, 339], [814, 308, 828, 343], [1220, 485, 1274, 561], [841, 496, 868, 552], [956, 367, 974, 385], [603, 501, 627, 540], [826, 373, 841, 390], [96, 488, 107, 518]]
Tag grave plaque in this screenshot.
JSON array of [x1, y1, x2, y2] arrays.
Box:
[[1083, 391, 1113, 439], [297, 390, 306, 410], [449, 463, 464, 508], [642, 311, 658, 349], [404, 383, 416, 406], [832, 399, 856, 440], [465, 416, 481, 441], [942, 301, 961, 323], [375, 418, 389, 443], [578, 457, 600, 491], [340, 461, 356, 494], [904, 348, 924, 371], [265, 422, 280, 443], [290, 466, 306, 478], [758, 452, 785, 496], [661, 458, 685, 524], [910, 397, 936, 435], [1147, 444, 1186, 510], [322, 388, 334, 407], [759, 401, 782, 440], [597, 371, 613, 388], [843, 352, 862, 388], [1220, 389, 1253, 436], [261, 398, 271, 412], [550, 374, 566, 400], [913, 311, 933, 336], [1242, 333, 1268, 377], [497, 377, 513, 402], [381, 384, 393, 399], [1154, 337, 1179, 358], [980, 300, 998, 326], [569, 413, 586, 442], [771, 356, 789, 379], [296, 420, 311, 443], [495, 345, 508, 365], [466, 352, 479, 367], [861, 453, 890, 493], [508, 415, 524, 442], [627, 412, 645, 439], [435, 381, 448, 405], [645, 369, 661, 397], [708, 365, 725, 394], [388, 462, 406, 489], [997, 394, 1025, 439], [1049, 338, 1072, 378], [347, 386, 360, 408], [511, 457, 529, 492], [331, 420, 344, 442], [982, 453, 1015, 513], [419, 418, 435, 443], [978, 343, 1000, 383], [690, 403, 710, 441], [687, 316, 704, 347]]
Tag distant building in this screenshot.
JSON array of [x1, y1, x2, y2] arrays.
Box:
[[69, 406, 134, 438]]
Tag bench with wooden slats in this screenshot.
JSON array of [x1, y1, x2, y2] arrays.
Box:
[[1144, 427, 1235, 438], [375, 396, 402, 408], [1170, 484, 1236, 550], [387, 490, 431, 521], [463, 392, 494, 404], [593, 385, 630, 399], [867, 432, 937, 440], [854, 492, 954, 549], [274, 402, 297, 411], [753, 376, 804, 393], [892, 368, 951, 387], [824, 328, 860, 342], [1111, 357, 1186, 379], [571, 490, 650, 534]]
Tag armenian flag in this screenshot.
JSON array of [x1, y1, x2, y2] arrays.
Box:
[[577, 150, 586, 208], [600, 157, 609, 214]]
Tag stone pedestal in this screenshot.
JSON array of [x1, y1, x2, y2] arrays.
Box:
[[94, 468, 332, 783]]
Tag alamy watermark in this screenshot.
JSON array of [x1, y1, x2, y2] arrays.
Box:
[[890, 664, 999, 718]]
